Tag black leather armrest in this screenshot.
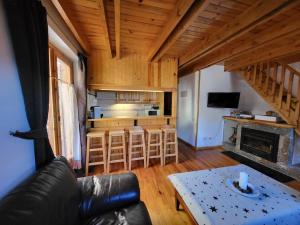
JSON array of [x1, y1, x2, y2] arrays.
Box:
[[78, 172, 140, 219]]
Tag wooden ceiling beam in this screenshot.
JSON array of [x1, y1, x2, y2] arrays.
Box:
[[147, 0, 195, 61], [152, 0, 210, 62], [224, 29, 300, 71], [179, 0, 298, 69], [178, 10, 300, 75], [114, 0, 121, 59], [51, 0, 90, 53], [97, 0, 113, 58]]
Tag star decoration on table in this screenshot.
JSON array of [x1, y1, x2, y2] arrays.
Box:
[[209, 206, 217, 213], [213, 196, 218, 200], [260, 185, 265, 189], [203, 181, 208, 185], [243, 208, 249, 213], [191, 192, 196, 195], [262, 209, 268, 214], [291, 194, 297, 198], [235, 205, 239, 208], [262, 193, 270, 198]]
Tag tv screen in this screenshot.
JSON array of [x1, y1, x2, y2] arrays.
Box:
[[207, 92, 240, 108]]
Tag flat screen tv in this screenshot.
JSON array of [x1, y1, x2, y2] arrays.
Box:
[[207, 92, 240, 108]]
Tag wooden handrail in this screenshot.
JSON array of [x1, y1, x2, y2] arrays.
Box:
[[240, 60, 300, 134]]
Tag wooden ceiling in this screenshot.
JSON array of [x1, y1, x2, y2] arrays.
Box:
[[51, 0, 300, 74]]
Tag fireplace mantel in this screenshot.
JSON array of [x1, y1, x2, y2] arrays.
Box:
[[223, 116, 295, 129]]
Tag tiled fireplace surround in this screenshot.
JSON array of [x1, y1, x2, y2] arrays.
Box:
[[223, 120, 300, 181]]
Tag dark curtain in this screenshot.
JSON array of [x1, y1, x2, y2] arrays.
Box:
[[75, 53, 87, 170], [3, 0, 54, 169]]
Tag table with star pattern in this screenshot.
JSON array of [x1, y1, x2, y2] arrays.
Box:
[[168, 164, 300, 225]]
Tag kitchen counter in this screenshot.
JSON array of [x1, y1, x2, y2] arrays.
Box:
[[87, 116, 176, 130], [87, 116, 175, 121]]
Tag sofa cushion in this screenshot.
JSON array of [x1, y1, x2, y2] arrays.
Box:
[[0, 157, 80, 225], [78, 173, 140, 219], [83, 201, 152, 225]]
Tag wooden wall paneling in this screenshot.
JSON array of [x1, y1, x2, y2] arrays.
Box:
[[50, 0, 90, 53], [179, 0, 298, 69], [88, 50, 178, 90], [147, 0, 195, 61]]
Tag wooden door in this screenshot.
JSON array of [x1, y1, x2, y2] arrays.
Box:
[[47, 44, 73, 156]]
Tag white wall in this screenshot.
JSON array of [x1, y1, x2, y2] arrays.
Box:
[[177, 72, 200, 146], [196, 65, 272, 148], [0, 4, 35, 199]]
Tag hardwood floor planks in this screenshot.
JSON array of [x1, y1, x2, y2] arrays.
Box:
[[93, 140, 300, 225]]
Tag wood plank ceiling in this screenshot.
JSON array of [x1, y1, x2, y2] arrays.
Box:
[[53, 0, 300, 75]]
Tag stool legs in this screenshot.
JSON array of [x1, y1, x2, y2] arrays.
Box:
[[163, 129, 178, 165], [86, 134, 106, 176], [107, 132, 126, 173], [129, 131, 146, 170], [146, 131, 163, 167], [86, 137, 91, 176]]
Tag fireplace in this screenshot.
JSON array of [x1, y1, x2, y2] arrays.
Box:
[[240, 128, 279, 162]]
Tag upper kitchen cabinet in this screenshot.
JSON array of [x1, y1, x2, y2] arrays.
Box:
[[88, 50, 177, 91]]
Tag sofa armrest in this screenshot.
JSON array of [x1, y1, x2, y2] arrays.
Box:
[[78, 172, 140, 219]]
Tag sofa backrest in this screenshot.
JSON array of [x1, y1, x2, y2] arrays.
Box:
[[0, 157, 80, 225]]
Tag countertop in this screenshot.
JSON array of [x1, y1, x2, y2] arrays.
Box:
[[88, 116, 175, 122]]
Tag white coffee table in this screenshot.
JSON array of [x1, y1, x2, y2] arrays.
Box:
[[168, 164, 300, 225]]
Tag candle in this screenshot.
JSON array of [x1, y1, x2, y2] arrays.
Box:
[[239, 172, 248, 190]]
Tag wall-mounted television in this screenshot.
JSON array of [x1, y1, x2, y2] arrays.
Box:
[[207, 92, 240, 108]]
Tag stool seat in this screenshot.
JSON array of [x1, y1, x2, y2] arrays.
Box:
[[146, 128, 162, 133], [87, 131, 105, 137], [109, 130, 125, 135]]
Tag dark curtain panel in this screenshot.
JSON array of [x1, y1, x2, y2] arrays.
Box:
[[3, 0, 54, 169], [75, 53, 87, 170]]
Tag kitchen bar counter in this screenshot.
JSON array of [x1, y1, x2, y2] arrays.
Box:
[[87, 116, 176, 130], [88, 116, 174, 121]]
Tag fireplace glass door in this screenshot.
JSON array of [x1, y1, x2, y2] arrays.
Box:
[[240, 128, 279, 162]]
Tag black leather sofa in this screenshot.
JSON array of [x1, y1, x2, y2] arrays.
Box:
[[0, 157, 152, 225]]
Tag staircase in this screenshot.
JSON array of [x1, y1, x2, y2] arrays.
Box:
[[240, 61, 300, 134]]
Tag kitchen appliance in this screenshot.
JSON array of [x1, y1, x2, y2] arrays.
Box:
[[144, 105, 160, 116], [90, 106, 103, 119]]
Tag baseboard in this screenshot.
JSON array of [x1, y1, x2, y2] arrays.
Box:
[[196, 145, 224, 151]]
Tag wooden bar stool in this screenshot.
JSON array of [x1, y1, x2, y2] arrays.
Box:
[[162, 127, 178, 165], [107, 129, 127, 172], [128, 127, 146, 170], [146, 129, 163, 167], [86, 131, 106, 176]]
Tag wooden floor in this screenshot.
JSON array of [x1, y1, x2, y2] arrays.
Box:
[[93, 140, 300, 225]]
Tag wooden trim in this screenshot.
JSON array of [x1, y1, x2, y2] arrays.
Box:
[[175, 190, 198, 225], [196, 145, 224, 151], [114, 0, 121, 59], [152, 0, 210, 62], [180, 0, 298, 69], [50, 0, 90, 53], [97, 0, 113, 58], [147, 0, 194, 61]]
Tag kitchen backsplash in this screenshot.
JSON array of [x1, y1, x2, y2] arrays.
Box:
[[88, 92, 154, 118]]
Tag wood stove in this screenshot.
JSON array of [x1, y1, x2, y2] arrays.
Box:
[[240, 127, 279, 162]]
